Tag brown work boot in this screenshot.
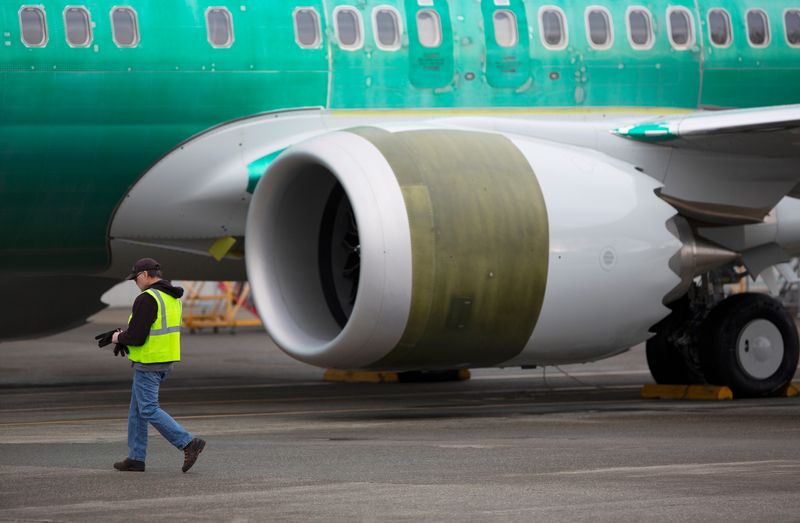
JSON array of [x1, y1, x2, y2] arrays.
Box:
[[114, 458, 145, 472], [182, 438, 206, 473]]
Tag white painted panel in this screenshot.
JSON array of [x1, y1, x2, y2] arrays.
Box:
[[503, 138, 680, 366]]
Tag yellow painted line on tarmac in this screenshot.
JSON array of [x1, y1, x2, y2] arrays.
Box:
[[641, 384, 733, 401]]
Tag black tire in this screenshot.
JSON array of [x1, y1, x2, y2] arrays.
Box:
[[646, 331, 704, 384], [700, 293, 799, 397]]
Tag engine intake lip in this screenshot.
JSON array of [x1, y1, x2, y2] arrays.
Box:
[[245, 132, 413, 369]]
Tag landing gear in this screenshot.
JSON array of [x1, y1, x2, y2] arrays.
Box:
[[646, 298, 705, 384], [648, 289, 799, 397], [700, 293, 799, 397]]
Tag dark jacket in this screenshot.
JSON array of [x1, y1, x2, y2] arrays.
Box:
[[117, 280, 184, 347]]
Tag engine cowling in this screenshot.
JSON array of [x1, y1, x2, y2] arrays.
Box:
[[246, 126, 683, 370]]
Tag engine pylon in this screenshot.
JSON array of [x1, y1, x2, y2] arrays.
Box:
[[664, 216, 739, 304]]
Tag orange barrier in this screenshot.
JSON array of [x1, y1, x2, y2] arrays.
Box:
[[182, 282, 262, 332]]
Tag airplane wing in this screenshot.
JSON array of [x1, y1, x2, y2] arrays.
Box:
[[613, 104, 800, 157], [612, 104, 800, 225]]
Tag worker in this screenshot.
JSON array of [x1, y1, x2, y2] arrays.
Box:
[[110, 257, 206, 473]]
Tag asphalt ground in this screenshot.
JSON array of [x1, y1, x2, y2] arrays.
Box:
[[1, 308, 799, 522]]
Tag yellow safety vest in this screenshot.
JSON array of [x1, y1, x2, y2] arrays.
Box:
[[127, 289, 182, 364]]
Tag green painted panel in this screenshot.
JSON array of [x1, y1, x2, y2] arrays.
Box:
[[612, 122, 675, 142], [0, 0, 330, 71], [481, 0, 530, 89], [528, 0, 702, 108], [0, 123, 186, 272], [350, 127, 549, 369], [328, 0, 412, 109], [405, 0, 455, 89], [0, 0, 329, 272], [700, 0, 800, 108], [246, 149, 285, 194]]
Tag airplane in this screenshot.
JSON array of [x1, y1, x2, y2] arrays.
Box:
[[2, 0, 800, 398]]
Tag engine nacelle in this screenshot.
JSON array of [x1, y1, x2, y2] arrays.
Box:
[[246, 126, 683, 370]]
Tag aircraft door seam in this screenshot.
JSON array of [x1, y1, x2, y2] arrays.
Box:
[[693, 1, 706, 109], [322, 0, 333, 109]]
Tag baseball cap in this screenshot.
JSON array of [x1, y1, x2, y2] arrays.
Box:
[[125, 258, 161, 280]]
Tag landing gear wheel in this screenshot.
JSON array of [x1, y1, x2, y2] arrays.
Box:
[[700, 293, 799, 397]]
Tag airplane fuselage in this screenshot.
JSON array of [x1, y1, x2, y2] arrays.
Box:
[[2, 0, 800, 274]]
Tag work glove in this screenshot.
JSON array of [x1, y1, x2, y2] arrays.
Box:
[[94, 329, 118, 348], [113, 344, 129, 357]]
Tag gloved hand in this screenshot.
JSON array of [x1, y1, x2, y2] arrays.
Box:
[[113, 344, 129, 357], [95, 329, 118, 348]]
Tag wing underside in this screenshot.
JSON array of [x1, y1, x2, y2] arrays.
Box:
[[613, 104, 800, 225]]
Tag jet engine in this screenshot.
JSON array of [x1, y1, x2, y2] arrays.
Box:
[[245, 126, 698, 370]]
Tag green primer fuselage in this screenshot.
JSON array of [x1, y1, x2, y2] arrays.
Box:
[[1, 0, 799, 273]]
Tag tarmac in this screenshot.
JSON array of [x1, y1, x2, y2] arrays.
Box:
[[1, 307, 799, 521]]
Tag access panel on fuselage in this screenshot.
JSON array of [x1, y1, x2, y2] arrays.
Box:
[[481, 0, 531, 89], [405, 0, 456, 89]]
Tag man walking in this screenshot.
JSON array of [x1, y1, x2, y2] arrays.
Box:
[[110, 257, 206, 473]]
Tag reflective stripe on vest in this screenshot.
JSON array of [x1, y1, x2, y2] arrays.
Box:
[[149, 289, 182, 335], [127, 289, 182, 364]]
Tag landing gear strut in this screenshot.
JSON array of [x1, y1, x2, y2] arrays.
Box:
[[645, 297, 705, 385]]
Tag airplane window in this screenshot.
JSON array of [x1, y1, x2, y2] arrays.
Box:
[[206, 7, 233, 48], [540, 8, 566, 49], [64, 7, 92, 47], [627, 8, 653, 49], [335, 7, 362, 49], [708, 9, 732, 47], [787, 10, 800, 47], [668, 8, 694, 49], [294, 8, 321, 48], [111, 7, 139, 48], [747, 9, 770, 47], [374, 7, 401, 50], [19, 6, 47, 47], [416, 9, 442, 48], [493, 10, 518, 48], [586, 8, 612, 49]]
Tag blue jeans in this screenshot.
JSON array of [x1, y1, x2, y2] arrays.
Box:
[[128, 369, 193, 461]]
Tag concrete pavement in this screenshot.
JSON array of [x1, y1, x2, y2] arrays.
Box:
[[1, 308, 799, 521]]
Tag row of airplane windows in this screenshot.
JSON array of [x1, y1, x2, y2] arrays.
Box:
[[15, 4, 800, 52]]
